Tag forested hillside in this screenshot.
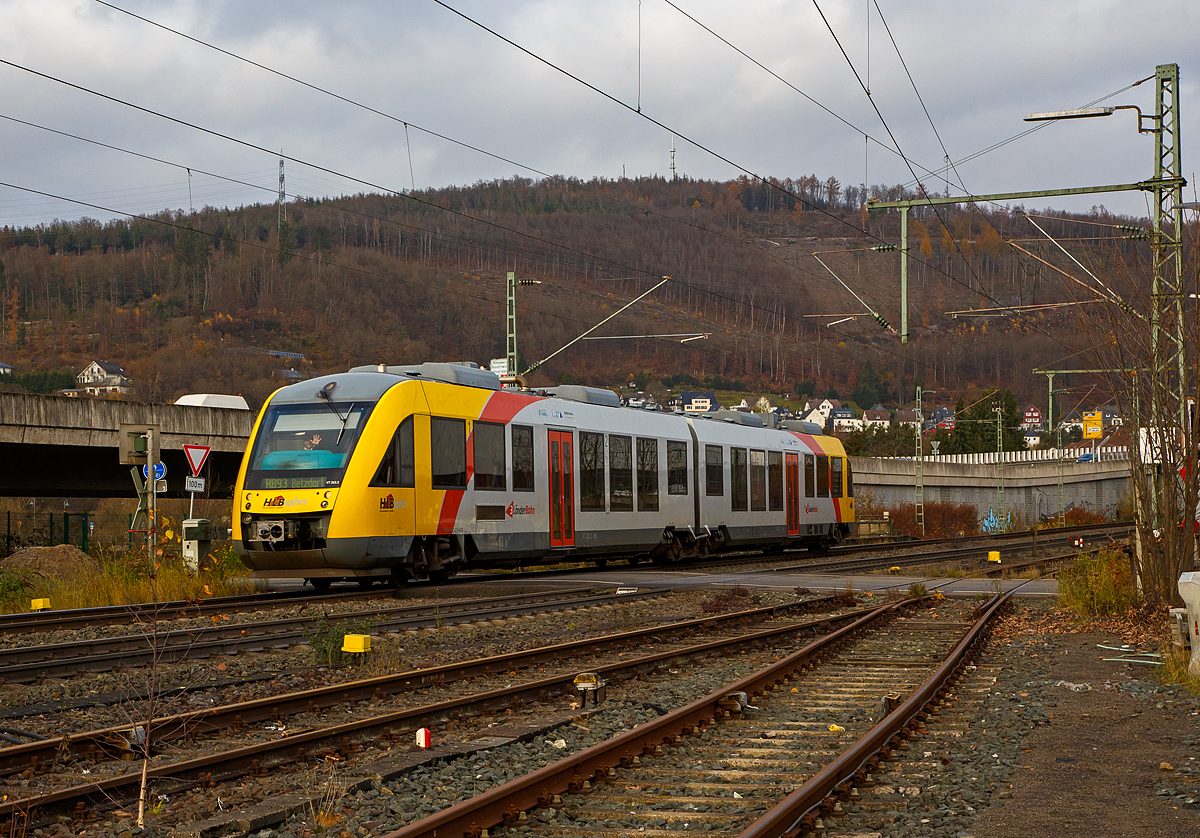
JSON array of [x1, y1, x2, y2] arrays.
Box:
[[0, 174, 1145, 409]]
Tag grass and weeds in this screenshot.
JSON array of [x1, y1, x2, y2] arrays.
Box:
[[304, 613, 380, 666], [0, 541, 255, 614], [828, 583, 859, 608], [887, 501, 981, 539], [907, 582, 929, 599], [1057, 548, 1141, 617], [1062, 506, 1111, 527], [700, 585, 762, 614], [1157, 643, 1200, 693]]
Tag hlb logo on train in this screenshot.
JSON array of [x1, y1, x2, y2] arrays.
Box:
[[506, 502, 534, 518], [264, 495, 307, 508], [379, 494, 406, 511], [805, 504, 818, 514]]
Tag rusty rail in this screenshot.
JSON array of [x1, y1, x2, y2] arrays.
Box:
[[737, 591, 1009, 837], [0, 597, 869, 828], [376, 601, 902, 838]]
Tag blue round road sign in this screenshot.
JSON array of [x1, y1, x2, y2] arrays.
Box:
[[142, 462, 167, 481]]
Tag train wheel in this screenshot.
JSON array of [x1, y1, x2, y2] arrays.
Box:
[[390, 566, 412, 588], [428, 568, 452, 584], [309, 578, 332, 593], [627, 555, 641, 566], [594, 558, 608, 569], [355, 578, 376, 589]]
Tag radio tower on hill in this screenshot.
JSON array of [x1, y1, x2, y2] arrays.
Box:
[[277, 154, 285, 240]]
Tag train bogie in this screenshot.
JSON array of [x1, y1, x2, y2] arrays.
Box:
[[231, 363, 854, 587]]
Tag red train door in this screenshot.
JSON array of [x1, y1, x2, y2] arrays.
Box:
[[548, 430, 575, 547], [786, 453, 800, 537]]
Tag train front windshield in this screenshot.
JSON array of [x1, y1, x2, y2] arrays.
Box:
[[244, 402, 373, 489]]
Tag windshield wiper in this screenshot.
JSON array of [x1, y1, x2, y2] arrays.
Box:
[[316, 382, 353, 445]]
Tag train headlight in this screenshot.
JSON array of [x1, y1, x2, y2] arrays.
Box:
[[245, 493, 251, 501], [320, 501, 328, 508], [241, 513, 252, 524], [324, 491, 331, 499], [245, 503, 251, 510]]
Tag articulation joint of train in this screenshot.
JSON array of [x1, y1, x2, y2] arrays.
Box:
[[231, 362, 854, 588]]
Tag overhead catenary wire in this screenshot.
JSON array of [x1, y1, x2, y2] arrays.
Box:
[[1020, 214, 1132, 311], [0, 57, 950, 378], [430, 0, 1094, 381], [0, 98, 907, 379], [92, 0, 1083, 381], [11, 6, 1099, 391], [90, 0, 926, 350]]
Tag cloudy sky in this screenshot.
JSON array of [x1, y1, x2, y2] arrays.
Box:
[[0, 0, 1195, 228]]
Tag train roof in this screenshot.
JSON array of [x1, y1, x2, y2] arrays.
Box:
[[275, 364, 830, 439]]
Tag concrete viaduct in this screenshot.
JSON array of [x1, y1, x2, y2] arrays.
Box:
[[852, 448, 1130, 528], [0, 393, 253, 498], [0, 393, 1130, 523]]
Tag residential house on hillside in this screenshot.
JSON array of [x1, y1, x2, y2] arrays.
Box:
[[622, 392, 658, 409], [76, 361, 132, 397], [830, 407, 861, 433], [862, 404, 890, 428], [796, 407, 822, 426], [680, 391, 717, 413], [929, 406, 956, 432], [893, 407, 919, 428], [1060, 410, 1083, 432], [1099, 405, 1122, 427], [1021, 405, 1043, 431], [803, 398, 841, 423], [0, 362, 12, 375]]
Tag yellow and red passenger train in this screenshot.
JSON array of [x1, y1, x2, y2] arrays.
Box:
[[232, 363, 854, 588]]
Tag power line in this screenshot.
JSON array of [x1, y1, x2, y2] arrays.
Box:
[[4, 16, 1088, 388], [86, 0, 1020, 367]]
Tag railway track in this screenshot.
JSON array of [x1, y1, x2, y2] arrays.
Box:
[[0, 587, 664, 683], [0, 586, 399, 635], [0, 590, 1009, 836], [0, 593, 866, 832], [546, 521, 1131, 579], [376, 593, 1002, 838]]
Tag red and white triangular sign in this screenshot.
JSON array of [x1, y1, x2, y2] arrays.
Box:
[[183, 444, 211, 477]]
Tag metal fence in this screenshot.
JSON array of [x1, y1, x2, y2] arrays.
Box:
[[1, 511, 90, 559]]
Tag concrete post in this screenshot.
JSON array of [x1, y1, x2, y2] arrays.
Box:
[[1178, 572, 1200, 675]]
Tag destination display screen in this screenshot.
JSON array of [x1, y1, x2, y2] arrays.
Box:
[[261, 476, 326, 489]]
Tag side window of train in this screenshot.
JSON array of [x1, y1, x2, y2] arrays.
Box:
[[845, 458, 855, 497], [473, 421, 505, 491], [816, 454, 830, 498], [731, 447, 748, 512], [637, 437, 659, 512], [705, 445, 723, 496], [768, 451, 783, 511], [749, 450, 767, 511], [371, 415, 414, 488], [831, 457, 844, 498], [580, 432, 605, 510], [512, 424, 535, 492], [667, 440, 688, 495], [804, 453, 815, 498], [609, 435, 633, 511], [431, 417, 467, 489]]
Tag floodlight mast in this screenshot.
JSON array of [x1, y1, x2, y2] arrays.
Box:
[[867, 66, 1184, 351], [1023, 107, 1116, 121]]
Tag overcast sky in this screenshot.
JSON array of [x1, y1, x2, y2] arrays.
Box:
[[0, 0, 1195, 229]]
